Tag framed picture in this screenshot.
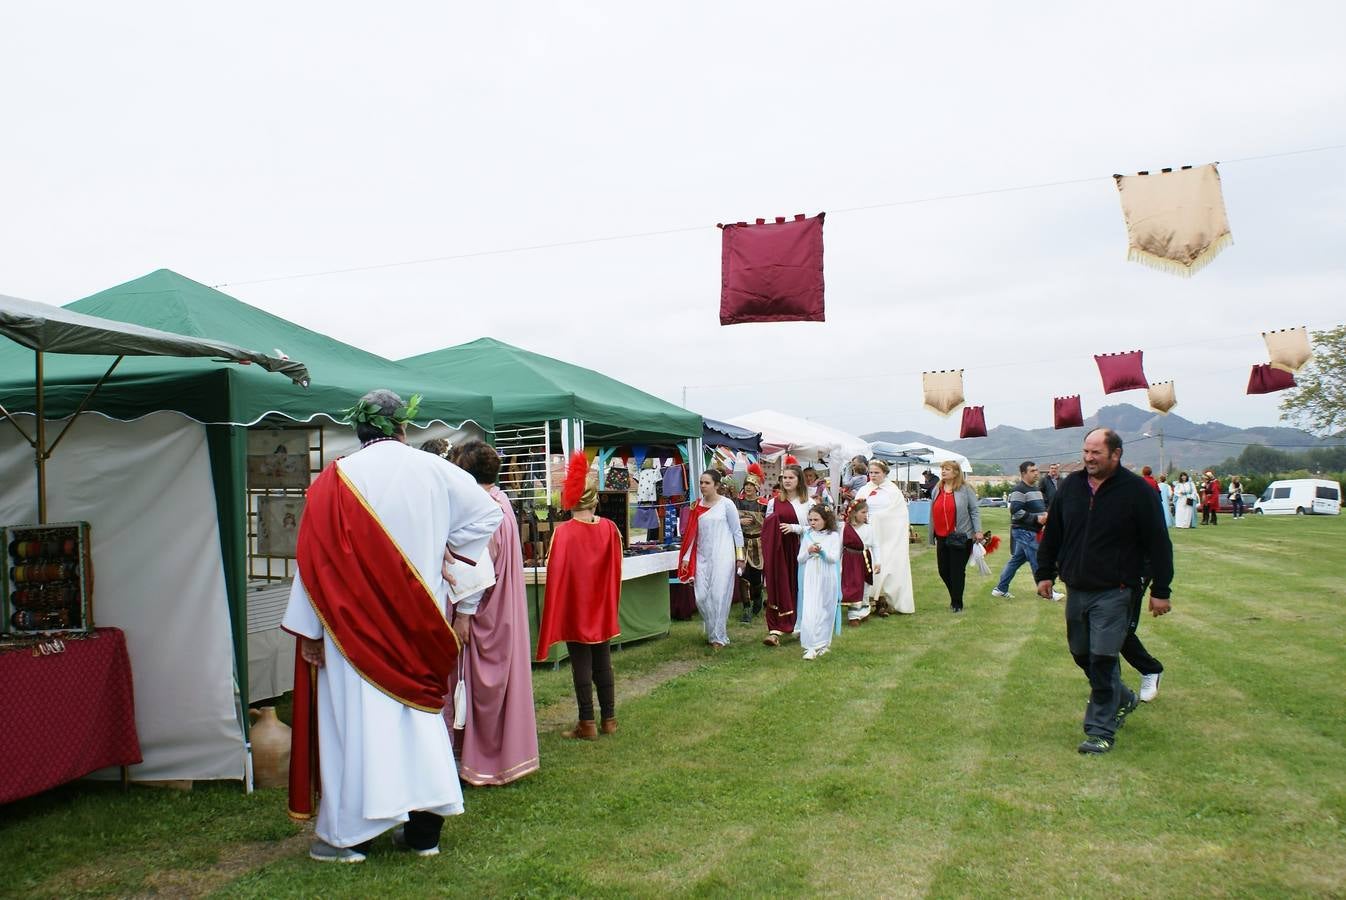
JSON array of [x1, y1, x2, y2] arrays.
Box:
[[256, 496, 305, 558], [247, 429, 311, 489]]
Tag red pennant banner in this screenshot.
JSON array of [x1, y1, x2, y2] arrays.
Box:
[[1053, 395, 1084, 430], [960, 406, 987, 438], [1094, 350, 1148, 394], [719, 213, 825, 325], [1246, 364, 1297, 395]]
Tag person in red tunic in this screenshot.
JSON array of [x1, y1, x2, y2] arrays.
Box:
[[536, 453, 623, 740], [761, 463, 811, 647]]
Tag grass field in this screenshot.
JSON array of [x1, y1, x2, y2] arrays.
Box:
[[4, 510, 1344, 898]]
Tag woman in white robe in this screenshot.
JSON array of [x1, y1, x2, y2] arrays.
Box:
[[795, 506, 842, 659], [853, 460, 914, 615], [679, 470, 745, 648], [1173, 472, 1197, 529]]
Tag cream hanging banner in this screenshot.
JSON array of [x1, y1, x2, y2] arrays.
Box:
[[922, 370, 965, 417], [1114, 163, 1232, 277]]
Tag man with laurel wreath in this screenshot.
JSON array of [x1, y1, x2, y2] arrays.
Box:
[[282, 390, 502, 862]]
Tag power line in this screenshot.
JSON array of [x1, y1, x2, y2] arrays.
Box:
[[211, 141, 1346, 289]]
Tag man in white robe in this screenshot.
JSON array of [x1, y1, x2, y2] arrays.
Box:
[[283, 389, 502, 863]]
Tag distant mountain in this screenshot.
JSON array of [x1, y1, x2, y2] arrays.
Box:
[[864, 403, 1327, 475]]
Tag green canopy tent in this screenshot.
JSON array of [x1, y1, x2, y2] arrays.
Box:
[[402, 337, 703, 660], [0, 270, 493, 785]]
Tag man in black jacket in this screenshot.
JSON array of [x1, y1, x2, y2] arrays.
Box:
[[1035, 428, 1173, 754]]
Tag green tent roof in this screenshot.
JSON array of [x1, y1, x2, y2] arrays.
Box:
[[0, 269, 493, 429], [402, 337, 700, 444]]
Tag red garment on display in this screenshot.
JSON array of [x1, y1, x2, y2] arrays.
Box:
[[1246, 363, 1297, 394], [719, 213, 825, 325], [841, 523, 870, 602], [0, 628, 141, 804], [761, 500, 802, 632], [960, 406, 988, 438], [931, 490, 957, 538], [1054, 395, 1084, 429], [1095, 351, 1148, 394], [535, 517, 623, 660]]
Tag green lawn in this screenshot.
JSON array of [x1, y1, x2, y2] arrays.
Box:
[[4, 510, 1344, 898]]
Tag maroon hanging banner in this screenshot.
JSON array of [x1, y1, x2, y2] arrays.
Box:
[[1246, 364, 1297, 395], [960, 406, 987, 439], [1095, 350, 1148, 394], [1053, 395, 1084, 430], [719, 213, 825, 325]]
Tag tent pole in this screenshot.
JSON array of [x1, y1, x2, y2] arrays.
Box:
[[45, 356, 124, 456], [0, 400, 37, 447], [36, 351, 47, 524]]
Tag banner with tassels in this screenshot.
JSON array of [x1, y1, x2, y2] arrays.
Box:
[[1263, 326, 1312, 373], [1147, 381, 1177, 414], [719, 213, 825, 325], [1114, 163, 1232, 277], [1095, 350, 1148, 394]]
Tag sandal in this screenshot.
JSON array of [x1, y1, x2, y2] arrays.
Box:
[[762, 634, 779, 647]]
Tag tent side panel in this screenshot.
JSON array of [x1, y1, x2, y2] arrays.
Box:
[[207, 422, 249, 733]]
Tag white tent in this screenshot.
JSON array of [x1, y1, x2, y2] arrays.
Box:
[[726, 410, 871, 499], [871, 440, 972, 484]]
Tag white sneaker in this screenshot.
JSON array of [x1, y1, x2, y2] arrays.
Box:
[[802, 648, 817, 661], [1139, 671, 1162, 702], [1051, 591, 1065, 602], [816, 646, 830, 658], [392, 826, 440, 857], [309, 841, 367, 863], [991, 589, 1013, 599]]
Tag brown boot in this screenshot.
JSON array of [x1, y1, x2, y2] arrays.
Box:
[[600, 717, 618, 735], [562, 720, 598, 740]]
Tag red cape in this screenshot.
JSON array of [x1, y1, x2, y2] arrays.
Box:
[[677, 500, 713, 582], [536, 517, 623, 660], [286, 462, 460, 819]]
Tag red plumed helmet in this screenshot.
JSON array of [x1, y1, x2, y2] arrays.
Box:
[[783, 454, 799, 466], [560, 451, 590, 510], [983, 534, 1001, 555]]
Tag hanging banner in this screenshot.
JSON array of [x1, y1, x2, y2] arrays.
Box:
[[719, 213, 825, 325], [1246, 364, 1297, 395], [1114, 162, 1232, 277], [1053, 395, 1084, 430], [1147, 381, 1177, 414], [959, 406, 987, 439], [1095, 350, 1148, 394], [922, 370, 965, 416], [1263, 326, 1312, 373]]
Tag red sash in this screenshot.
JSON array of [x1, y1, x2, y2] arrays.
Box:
[[677, 500, 714, 582], [286, 462, 460, 819]]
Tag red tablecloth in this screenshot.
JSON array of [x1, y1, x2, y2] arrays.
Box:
[[0, 627, 142, 804]]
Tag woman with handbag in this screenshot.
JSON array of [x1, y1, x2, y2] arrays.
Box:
[[929, 460, 982, 613], [1173, 472, 1197, 529]]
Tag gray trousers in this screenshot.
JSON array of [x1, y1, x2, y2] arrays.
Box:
[[1065, 586, 1136, 740]]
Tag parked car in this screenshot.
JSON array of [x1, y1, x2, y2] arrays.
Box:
[[1252, 479, 1342, 516], [977, 497, 1008, 508]]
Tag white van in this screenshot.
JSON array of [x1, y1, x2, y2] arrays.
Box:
[[1252, 479, 1342, 516]]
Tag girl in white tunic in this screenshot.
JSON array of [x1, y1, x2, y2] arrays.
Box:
[[853, 460, 915, 615], [794, 505, 842, 660], [678, 470, 745, 648]]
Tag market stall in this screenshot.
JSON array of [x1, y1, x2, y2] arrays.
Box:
[[402, 338, 704, 660], [726, 408, 871, 504], [0, 270, 493, 786]]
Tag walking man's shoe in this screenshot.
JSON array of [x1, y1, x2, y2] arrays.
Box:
[[392, 826, 440, 858], [309, 841, 367, 863], [1077, 736, 1113, 754], [1114, 691, 1140, 730], [1139, 671, 1162, 702], [991, 588, 1013, 599]]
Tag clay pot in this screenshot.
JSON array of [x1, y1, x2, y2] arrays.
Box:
[[249, 706, 292, 789]]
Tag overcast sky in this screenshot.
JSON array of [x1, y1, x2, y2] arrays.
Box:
[[3, 3, 1343, 442]]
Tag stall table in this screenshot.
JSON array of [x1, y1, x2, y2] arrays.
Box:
[[0, 627, 141, 804], [525, 551, 675, 663]]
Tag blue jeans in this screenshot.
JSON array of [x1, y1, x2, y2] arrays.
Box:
[[995, 527, 1039, 594]]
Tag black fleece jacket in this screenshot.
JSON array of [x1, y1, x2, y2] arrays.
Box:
[[1034, 466, 1173, 599]]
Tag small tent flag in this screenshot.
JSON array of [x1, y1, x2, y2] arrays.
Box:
[[1053, 395, 1084, 430], [719, 213, 825, 325], [1247, 364, 1297, 395], [1113, 163, 1232, 277], [960, 406, 987, 439], [1263, 326, 1312, 373], [1148, 381, 1178, 414], [1095, 350, 1148, 394], [922, 370, 965, 416]]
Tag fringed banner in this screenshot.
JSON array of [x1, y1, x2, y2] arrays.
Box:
[[922, 369, 965, 416], [719, 213, 825, 325], [1246, 364, 1297, 395], [959, 406, 987, 439], [1095, 350, 1148, 394], [1263, 326, 1312, 373], [1114, 163, 1232, 277], [1053, 395, 1084, 430], [1147, 381, 1177, 414]]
